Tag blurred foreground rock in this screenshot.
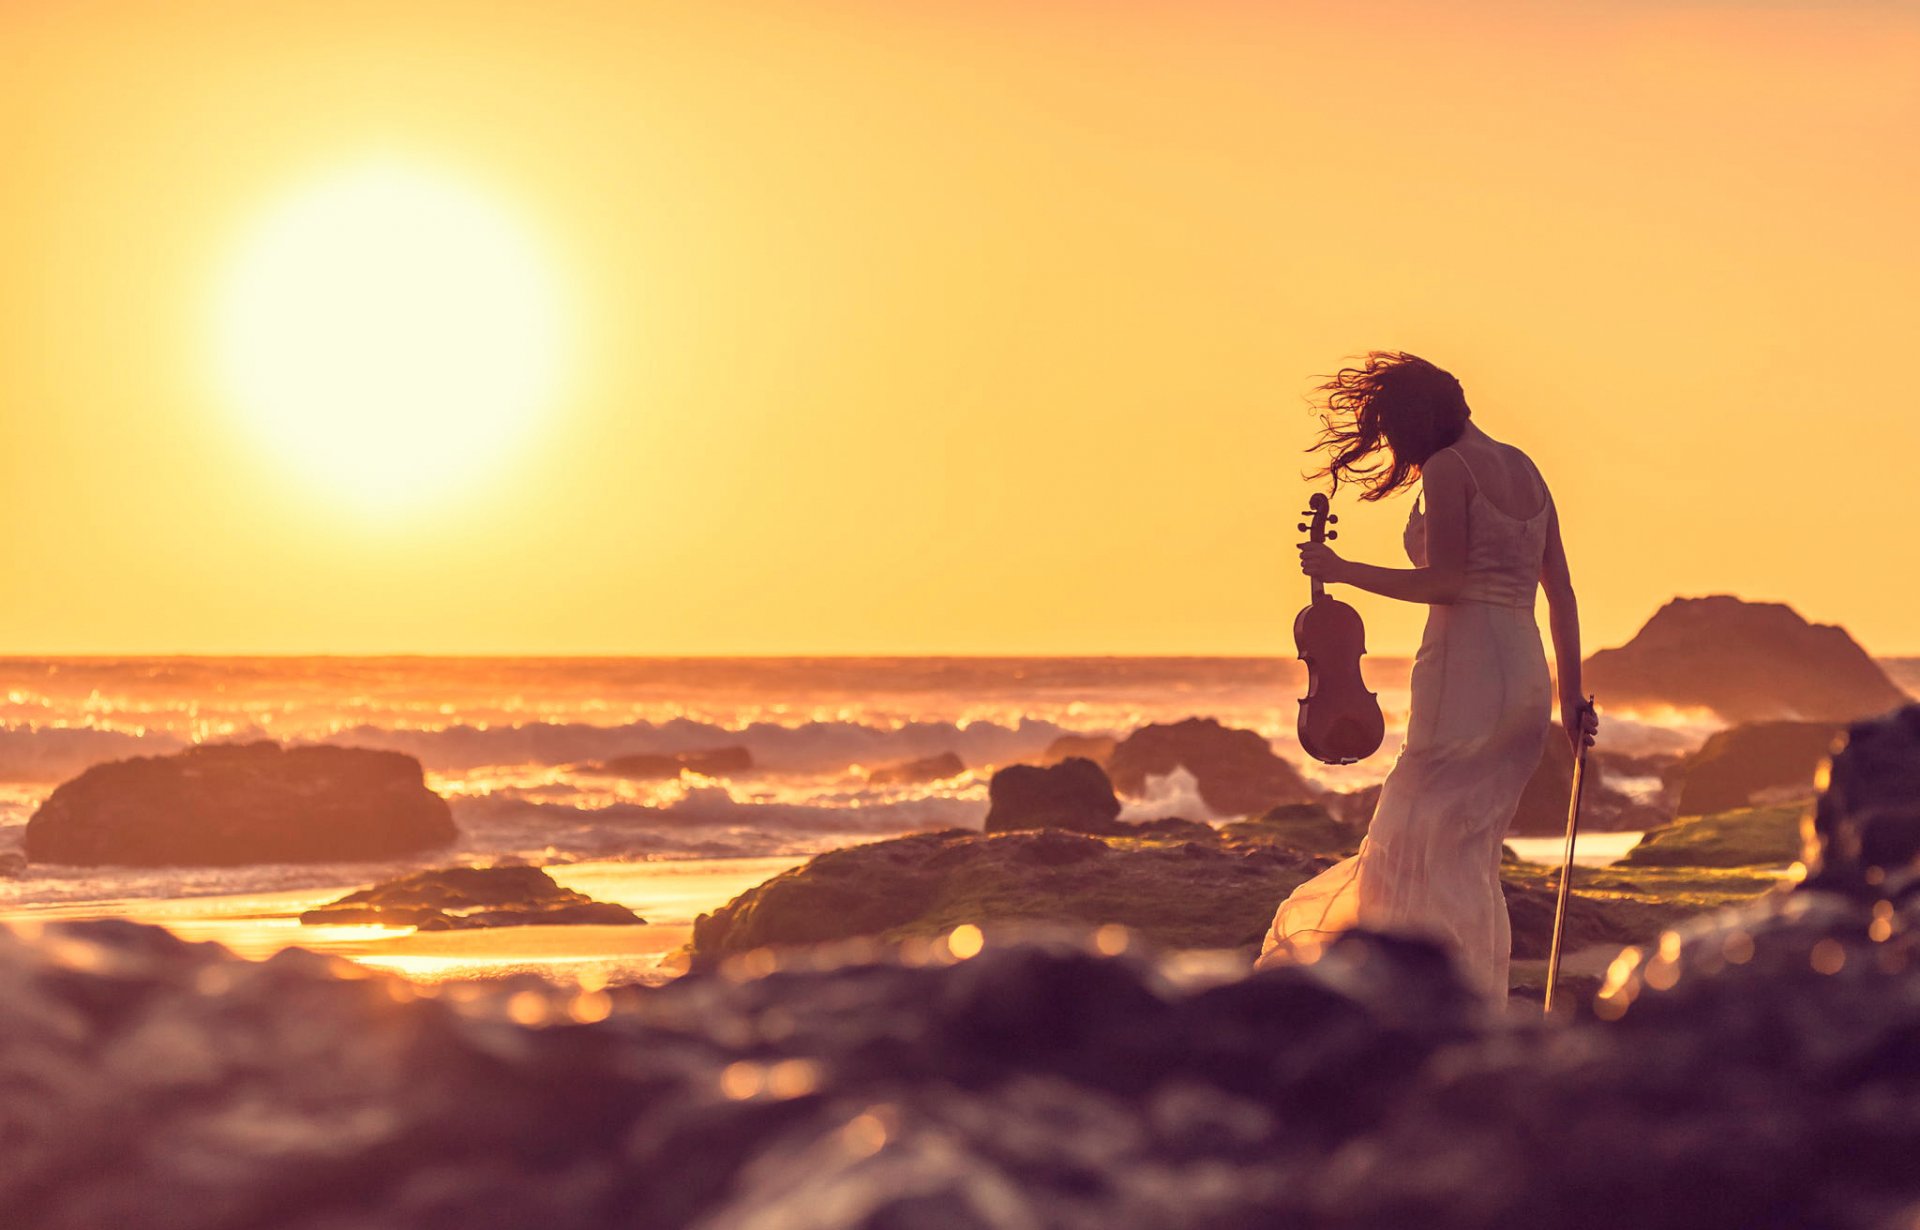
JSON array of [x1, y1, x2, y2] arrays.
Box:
[[5, 892, 1920, 1230], [23, 742, 454, 867], [1803, 702, 1920, 898], [6, 711, 1911, 1230]]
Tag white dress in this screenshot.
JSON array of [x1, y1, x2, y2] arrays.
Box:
[[1257, 445, 1554, 1002]]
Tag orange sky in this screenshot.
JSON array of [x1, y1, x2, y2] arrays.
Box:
[[3, 0, 1916, 657]]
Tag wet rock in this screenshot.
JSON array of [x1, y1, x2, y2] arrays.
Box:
[[866, 751, 966, 786], [8, 903, 1920, 1230], [1321, 782, 1383, 827], [692, 823, 1639, 970], [300, 865, 644, 929], [1107, 718, 1313, 817], [1583, 595, 1910, 723], [1509, 728, 1665, 836], [584, 746, 753, 779], [1618, 805, 1803, 869], [1221, 802, 1359, 857], [982, 757, 1123, 835], [1125, 816, 1218, 841], [691, 826, 1323, 965], [1594, 750, 1684, 782], [1804, 702, 1920, 897], [22, 742, 454, 867], [1671, 720, 1842, 816], [1036, 733, 1118, 768]]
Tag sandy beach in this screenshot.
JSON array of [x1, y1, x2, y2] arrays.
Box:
[[0, 855, 806, 986]]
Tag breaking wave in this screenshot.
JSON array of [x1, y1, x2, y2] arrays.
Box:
[[322, 715, 1080, 776]]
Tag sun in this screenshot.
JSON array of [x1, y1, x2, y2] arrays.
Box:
[[214, 162, 566, 510]]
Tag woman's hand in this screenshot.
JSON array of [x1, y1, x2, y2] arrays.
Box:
[[1298, 541, 1349, 584], [1561, 694, 1598, 752]]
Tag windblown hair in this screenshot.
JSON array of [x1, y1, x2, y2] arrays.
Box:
[[1307, 352, 1472, 501]]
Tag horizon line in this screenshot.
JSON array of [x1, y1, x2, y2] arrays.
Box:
[[0, 649, 1916, 662]]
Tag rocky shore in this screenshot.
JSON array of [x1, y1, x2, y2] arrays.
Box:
[[1, 694, 1915, 1229], [688, 810, 1771, 979], [3, 860, 1914, 1229]]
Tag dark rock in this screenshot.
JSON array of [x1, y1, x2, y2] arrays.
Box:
[[1220, 802, 1359, 858], [300, 865, 644, 929], [1619, 805, 1803, 869], [1583, 595, 1910, 723], [1107, 718, 1313, 817], [693, 823, 1646, 971], [679, 746, 753, 776], [589, 752, 682, 778], [1671, 720, 1841, 816], [1036, 734, 1118, 768], [867, 751, 967, 786], [1594, 750, 1683, 782], [585, 745, 753, 780], [1804, 702, 1920, 897], [1509, 729, 1663, 836], [982, 758, 1123, 835], [1321, 782, 1383, 827], [22, 742, 454, 867], [10, 892, 1919, 1230], [1125, 816, 1218, 841], [691, 826, 1322, 964], [1500, 878, 1646, 958]]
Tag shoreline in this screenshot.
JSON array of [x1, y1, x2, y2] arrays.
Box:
[[0, 833, 1653, 987], [0, 854, 806, 986]]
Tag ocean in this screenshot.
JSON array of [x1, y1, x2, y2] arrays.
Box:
[[4, 655, 1910, 913]]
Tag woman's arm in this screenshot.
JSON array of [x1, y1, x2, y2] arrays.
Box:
[[1298, 448, 1469, 605], [1541, 501, 1598, 749]]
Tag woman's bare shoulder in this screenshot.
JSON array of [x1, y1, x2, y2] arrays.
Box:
[[1418, 446, 1470, 493], [1501, 441, 1548, 479]]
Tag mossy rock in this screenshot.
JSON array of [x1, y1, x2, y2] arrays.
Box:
[[1618, 805, 1804, 869], [688, 821, 1747, 971], [691, 828, 1330, 966], [1219, 803, 1359, 858]]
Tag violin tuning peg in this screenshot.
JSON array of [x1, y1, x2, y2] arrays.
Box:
[[1326, 530, 1338, 541], [1296, 523, 1309, 533], [1326, 514, 1339, 524]]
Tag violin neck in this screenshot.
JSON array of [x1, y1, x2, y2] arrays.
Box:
[[1311, 575, 1325, 603]]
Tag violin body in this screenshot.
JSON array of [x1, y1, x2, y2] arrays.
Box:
[[1293, 493, 1386, 765], [1294, 593, 1385, 764]]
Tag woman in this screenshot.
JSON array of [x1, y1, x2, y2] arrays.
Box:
[[1257, 351, 1598, 1004]]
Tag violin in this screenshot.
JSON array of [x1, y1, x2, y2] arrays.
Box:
[[1293, 493, 1385, 765]]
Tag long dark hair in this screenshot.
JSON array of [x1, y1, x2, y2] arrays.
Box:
[[1307, 351, 1471, 501]]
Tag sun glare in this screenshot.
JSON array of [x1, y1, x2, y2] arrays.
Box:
[[214, 162, 566, 510]]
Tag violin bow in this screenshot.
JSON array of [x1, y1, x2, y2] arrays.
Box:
[[1543, 695, 1596, 1016]]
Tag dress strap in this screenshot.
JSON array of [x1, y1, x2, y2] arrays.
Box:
[[1439, 445, 1484, 493], [1516, 449, 1553, 511]]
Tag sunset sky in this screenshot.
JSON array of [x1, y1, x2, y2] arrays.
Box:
[[4, 0, 1916, 657]]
